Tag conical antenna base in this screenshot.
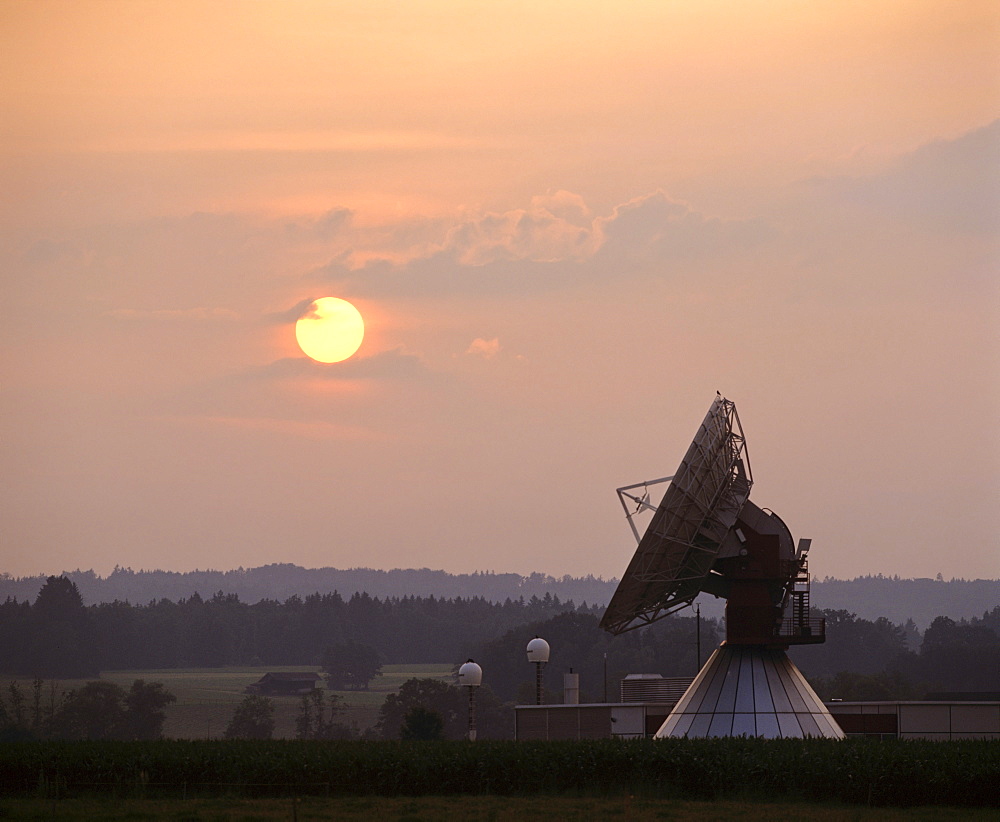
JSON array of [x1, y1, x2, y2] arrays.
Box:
[[656, 644, 844, 738]]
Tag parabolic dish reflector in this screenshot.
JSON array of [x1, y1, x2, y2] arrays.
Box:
[[600, 397, 752, 635]]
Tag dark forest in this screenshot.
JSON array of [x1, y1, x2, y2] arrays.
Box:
[[1, 576, 997, 701], [1, 566, 997, 630]]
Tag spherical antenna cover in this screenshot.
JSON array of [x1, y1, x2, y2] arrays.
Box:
[[458, 659, 482, 687], [526, 636, 550, 663]]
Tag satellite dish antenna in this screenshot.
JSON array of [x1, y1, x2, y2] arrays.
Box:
[[600, 396, 843, 739]]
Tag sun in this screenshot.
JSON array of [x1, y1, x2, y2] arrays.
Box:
[[295, 297, 365, 363]]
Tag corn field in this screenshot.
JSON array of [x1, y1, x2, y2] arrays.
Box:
[[1, 738, 996, 808]]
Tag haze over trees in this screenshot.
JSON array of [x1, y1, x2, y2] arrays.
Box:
[[1, 566, 996, 630], [295, 689, 353, 740], [321, 641, 382, 690], [376, 678, 511, 741], [3, 576, 99, 678], [0, 679, 175, 741], [399, 705, 445, 741], [0, 583, 594, 673], [224, 695, 276, 740], [473, 610, 720, 704], [1, 576, 996, 714], [0, 567, 614, 615]]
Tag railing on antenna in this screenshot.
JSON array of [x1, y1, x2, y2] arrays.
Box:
[[777, 616, 826, 645], [775, 558, 823, 644]]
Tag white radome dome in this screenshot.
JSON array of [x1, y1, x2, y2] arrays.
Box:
[[526, 636, 550, 663], [458, 659, 483, 687]]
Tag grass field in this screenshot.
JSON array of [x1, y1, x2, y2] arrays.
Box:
[[0, 795, 989, 821], [7, 663, 455, 739]]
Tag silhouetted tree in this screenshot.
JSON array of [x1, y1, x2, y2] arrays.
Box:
[[974, 605, 1000, 634], [34, 576, 83, 618], [50, 681, 127, 740], [0, 678, 173, 741], [124, 680, 176, 739], [916, 615, 1000, 691], [224, 695, 275, 740], [27, 576, 97, 677], [28, 677, 63, 737], [812, 669, 920, 701], [377, 678, 464, 740], [791, 609, 912, 679], [295, 688, 350, 739], [0, 682, 30, 740], [400, 706, 444, 740], [321, 641, 382, 690]]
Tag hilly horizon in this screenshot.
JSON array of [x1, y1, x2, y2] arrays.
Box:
[[2, 563, 997, 632]]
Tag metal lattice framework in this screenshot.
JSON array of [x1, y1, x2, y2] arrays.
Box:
[[600, 397, 752, 635]]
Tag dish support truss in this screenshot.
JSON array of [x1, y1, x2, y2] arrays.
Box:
[[600, 397, 752, 635]]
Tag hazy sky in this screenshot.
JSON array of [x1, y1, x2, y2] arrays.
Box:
[[2, 1, 998, 582]]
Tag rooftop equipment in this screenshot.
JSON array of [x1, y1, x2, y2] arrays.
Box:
[[620, 674, 693, 704]]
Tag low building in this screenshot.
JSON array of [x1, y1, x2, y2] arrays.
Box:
[[245, 672, 322, 696], [516, 702, 673, 740], [513, 674, 1000, 740], [516, 674, 693, 740], [827, 700, 1000, 740], [515, 699, 1000, 740]]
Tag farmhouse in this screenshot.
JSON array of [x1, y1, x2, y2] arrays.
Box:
[[245, 672, 322, 696]]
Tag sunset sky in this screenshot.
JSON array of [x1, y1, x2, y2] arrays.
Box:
[[2, 1, 998, 583]]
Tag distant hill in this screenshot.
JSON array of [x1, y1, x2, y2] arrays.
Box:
[[811, 576, 1000, 631], [0, 565, 616, 610], [1, 566, 996, 631], [692, 577, 1000, 631]]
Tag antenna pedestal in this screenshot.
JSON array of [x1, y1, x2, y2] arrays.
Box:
[[602, 396, 833, 738], [717, 507, 825, 647], [656, 645, 844, 739]]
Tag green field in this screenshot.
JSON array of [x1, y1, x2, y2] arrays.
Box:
[[8, 663, 455, 739]]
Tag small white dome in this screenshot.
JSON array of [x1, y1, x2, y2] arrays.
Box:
[[526, 636, 550, 663], [458, 659, 483, 687]]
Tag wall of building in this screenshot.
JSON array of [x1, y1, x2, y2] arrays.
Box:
[[515, 701, 1000, 740], [827, 701, 1000, 740], [515, 703, 674, 741]]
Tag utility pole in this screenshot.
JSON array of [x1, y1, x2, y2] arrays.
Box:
[[603, 652, 608, 703], [695, 602, 701, 675]]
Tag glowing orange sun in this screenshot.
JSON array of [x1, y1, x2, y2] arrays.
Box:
[[295, 297, 365, 363]]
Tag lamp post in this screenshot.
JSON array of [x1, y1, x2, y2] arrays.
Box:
[[525, 637, 550, 705], [458, 659, 482, 741]]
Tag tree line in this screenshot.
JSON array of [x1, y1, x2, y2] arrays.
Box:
[[0, 566, 616, 616], [223, 677, 516, 742], [3, 566, 996, 630], [0, 576, 600, 677], [0, 678, 174, 742], [1, 577, 996, 712]]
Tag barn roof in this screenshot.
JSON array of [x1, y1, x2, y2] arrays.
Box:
[[256, 672, 322, 682]]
